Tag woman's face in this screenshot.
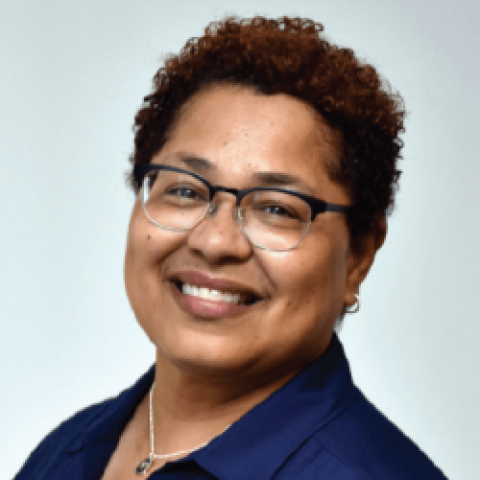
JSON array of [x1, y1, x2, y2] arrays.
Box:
[[125, 85, 369, 382]]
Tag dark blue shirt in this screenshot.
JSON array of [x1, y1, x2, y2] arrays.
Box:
[[15, 334, 447, 479]]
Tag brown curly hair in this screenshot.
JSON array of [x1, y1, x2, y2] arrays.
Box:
[[128, 16, 405, 237]]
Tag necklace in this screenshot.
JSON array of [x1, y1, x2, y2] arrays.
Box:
[[135, 381, 232, 475]]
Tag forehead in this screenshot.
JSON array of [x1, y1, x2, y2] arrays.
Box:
[[157, 85, 346, 200]]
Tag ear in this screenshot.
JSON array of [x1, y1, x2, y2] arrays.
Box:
[[343, 217, 387, 309]]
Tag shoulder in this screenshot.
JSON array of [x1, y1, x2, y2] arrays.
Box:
[[311, 388, 447, 479], [14, 395, 116, 479]]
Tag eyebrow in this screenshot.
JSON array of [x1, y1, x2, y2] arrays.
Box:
[[166, 152, 314, 193], [174, 153, 217, 173], [251, 172, 313, 192]]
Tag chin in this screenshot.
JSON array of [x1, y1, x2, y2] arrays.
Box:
[[155, 329, 258, 378]]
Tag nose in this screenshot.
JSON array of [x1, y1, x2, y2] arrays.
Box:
[[186, 195, 253, 264], [207, 202, 244, 221]]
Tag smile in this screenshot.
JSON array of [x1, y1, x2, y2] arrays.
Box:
[[169, 271, 263, 318], [181, 283, 241, 304], [174, 281, 259, 306]]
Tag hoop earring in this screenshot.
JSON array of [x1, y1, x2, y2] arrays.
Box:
[[345, 293, 360, 314]]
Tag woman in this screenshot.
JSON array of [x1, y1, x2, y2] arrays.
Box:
[[15, 16, 447, 479]]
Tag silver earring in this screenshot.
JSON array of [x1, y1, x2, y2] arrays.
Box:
[[345, 293, 360, 314]]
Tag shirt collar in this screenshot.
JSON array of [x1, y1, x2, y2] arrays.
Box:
[[69, 333, 356, 480], [67, 365, 155, 454], [192, 333, 357, 480]]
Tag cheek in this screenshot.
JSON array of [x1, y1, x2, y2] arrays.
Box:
[[124, 206, 188, 343], [126, 202, 179, 270], [124, 210, 150, 308], [125, 207, 152, 276], [256, 237, 347, 318], [124, 205, 175, 304]]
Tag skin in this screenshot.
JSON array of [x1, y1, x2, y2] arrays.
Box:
[[108, 84, 385, 478]]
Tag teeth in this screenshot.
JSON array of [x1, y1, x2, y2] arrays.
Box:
[[181, 283, 241, 304]]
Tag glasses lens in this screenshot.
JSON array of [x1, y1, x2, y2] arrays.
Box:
[[142, 169, 210, 231], [241, 190, 311, 250]]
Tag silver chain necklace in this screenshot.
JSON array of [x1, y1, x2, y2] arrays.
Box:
[[135, 381, 232, 475]]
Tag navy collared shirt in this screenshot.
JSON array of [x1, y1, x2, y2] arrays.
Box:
[[15, 334, 447, 479]]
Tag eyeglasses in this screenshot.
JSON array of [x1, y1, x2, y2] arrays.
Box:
[[133, 164, 351, 251]]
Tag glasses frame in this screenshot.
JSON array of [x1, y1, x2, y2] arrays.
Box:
[[133, 163, 352, 251]]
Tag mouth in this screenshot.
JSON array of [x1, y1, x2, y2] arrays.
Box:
[[168, 270, 264, 318], [171, 280, 260, 306]]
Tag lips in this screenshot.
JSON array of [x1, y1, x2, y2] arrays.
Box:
[[169, 270, 263, 318], [180, 284, 242, 304]]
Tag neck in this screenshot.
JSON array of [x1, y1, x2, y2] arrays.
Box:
[[148, 350, 305, 456]]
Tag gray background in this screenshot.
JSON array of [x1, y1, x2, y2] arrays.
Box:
[[1, 0, 479, 478]]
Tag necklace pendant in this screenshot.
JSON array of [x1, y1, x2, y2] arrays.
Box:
[[135, 456, 153, 475]]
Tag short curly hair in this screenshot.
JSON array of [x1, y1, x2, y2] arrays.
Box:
[[128, 16, 405, 237]]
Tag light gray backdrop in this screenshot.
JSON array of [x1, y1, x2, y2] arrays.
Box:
[[1, 0, 478, 478]]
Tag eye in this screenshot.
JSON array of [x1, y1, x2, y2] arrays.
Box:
[[253, 202, 302, 221], [166, 186, 201, 199], [262, 204, 297, 218]]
